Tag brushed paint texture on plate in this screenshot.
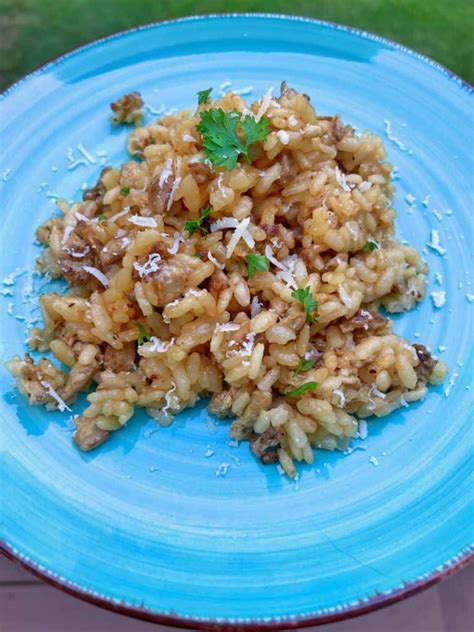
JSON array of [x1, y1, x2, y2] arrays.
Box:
[[0, 14, 473, 626]]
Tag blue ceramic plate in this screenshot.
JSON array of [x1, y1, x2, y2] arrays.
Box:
[[1, 14, 473, 629]]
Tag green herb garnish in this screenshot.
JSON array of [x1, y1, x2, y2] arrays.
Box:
[[245, 253, 269, 279], [286, 381, 319, 397], [291, 287, 318, 323], [97, 213, 107, 221], [197, 88, 213, 105], [184, 206, 213, 237], [120, 186, 130, 196], [136, 323, 152, 345], [362, 240, 379, 252], [193, 252, 202, 258], [294, 358, 315, 376], [196, 108, 271, 171]]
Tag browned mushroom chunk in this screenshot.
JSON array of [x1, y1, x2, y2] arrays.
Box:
[[73, 415, 110, 452]]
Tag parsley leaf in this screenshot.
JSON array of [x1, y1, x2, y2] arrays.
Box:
[[291, 287, 319, 323], [197, 88, 213, 105], [120, 186, 130, 196], [294, 358, 315, 376], [196, 108, 271, 171], [245, 253, 269, 279], [184, 206, 213, 237], [286, 381, 318, 397], [362, 239, 379, 252], [193, 252, 202, 258], [97, 213, 107, 221], [136, 323, 152, 345]]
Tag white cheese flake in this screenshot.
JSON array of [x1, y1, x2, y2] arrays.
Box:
[[422, 195, 430, 207], [182, 134, 195, 142], [77, 143, 96, 165], [162, 383, 177, 415], [40, 380, 72, 412], [404, 193, 416, 205], [2, 168, 11, 182], [215, 462, 230, 477], [147, 337, 174, 353], [466, 293, 474, 303], [438, 345, 446, 352], [335, 166, 352, 192], [82, 266, 109, 287], [369, 456, 379, 467], [62, 224, 75, 246], [444, 373, 459, 397], [427, 229, 446, 256], [159, 158, 173, 187], [128, 215, 157, 228], [430, 290, 446, 308], [383, 120, 408, 151], [207, 251, 224, 269], [434, 272, 443, 285], [133, 252, 162, 278], [276, 130, 290, 145], [333, 389, 346, 408], [167, 174, 181, 212], [168, 232, 182, 255], [221, 217, 255, 257]]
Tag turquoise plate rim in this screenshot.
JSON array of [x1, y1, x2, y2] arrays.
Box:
[[1, 13, 473, 630]]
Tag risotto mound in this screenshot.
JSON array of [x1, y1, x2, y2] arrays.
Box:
[[6, 83, 447, 477]]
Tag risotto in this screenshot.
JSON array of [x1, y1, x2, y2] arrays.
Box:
[[6, 83, 448, 477]]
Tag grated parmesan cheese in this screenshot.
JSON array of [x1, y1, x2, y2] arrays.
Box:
[[168, 232, 182, 255], [82, 266, 109, 288], [444, 373, 459, 397], [167, 174, 181, 212], [427, 229, 446, 256], [430, 290, 446, 308], [182, 134, 195, 142], [77, 143, 96, 165], [162, 383, 177, 415], [369, 456, 379, 467], [466, 293, 474, 303], [40, 380, 72, 412], [128, 215, 157, 228], [133, 252, 161, 278], [276, 130, 290, 145], [383, 120, 408, 151], [221, 217, 255, 257], [334, 166, 352, 193], [148, 337, 174, 353], [159, 158, 173, 187], [333, 389, 346, 408], [434, 272, 443, 285], [404, 193, 416, 205], [207, 251, 224, 269]]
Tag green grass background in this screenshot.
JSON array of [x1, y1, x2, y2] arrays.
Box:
[[0, 0, 473, 90]]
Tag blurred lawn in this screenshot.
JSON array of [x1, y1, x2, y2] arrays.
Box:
[[0, 0, 473, 90]]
